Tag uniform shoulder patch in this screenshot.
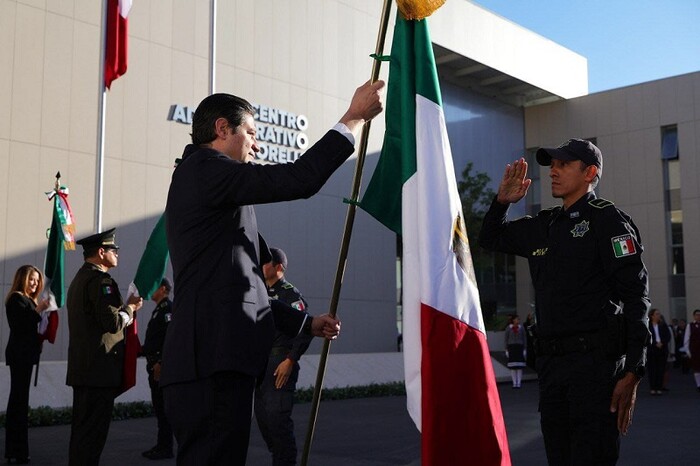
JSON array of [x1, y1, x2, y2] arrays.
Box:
[[611, 234, 637, 258], [291, 300, 306, 311], [100, 277, 115, 295], [589, 198, 614, 209], [282, 282, 294, 290]]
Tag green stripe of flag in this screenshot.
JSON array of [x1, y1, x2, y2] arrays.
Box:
[[359, 13, 441, 234], [45, 197, 66, 306], [133, 213, 169, 299]]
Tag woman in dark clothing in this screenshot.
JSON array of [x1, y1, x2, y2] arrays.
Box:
[[4, 265, 49, 464], [646, 308, 671, 396]]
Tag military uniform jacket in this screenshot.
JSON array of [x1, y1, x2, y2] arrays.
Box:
[[141, 298, 173, 368], [162, 130, 354, 386], [66, 262, 134, 387], [479, 192, 651, 372], [268, 279, 313, 362]]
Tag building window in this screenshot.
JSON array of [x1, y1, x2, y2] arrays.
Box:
[[661, 125, 685, 318], [661, 126, 679, 160]]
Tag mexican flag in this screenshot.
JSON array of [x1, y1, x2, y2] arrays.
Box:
[[121, 212, 169, 394], [41, 180, 76, 343], [360, 13, 510, 466], [129, 212, 169, 300], [104, 0, 132, 89]]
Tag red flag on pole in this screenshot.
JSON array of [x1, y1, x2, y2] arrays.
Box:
[[120, 317, 141, 394], [104, 0, 132, 89]]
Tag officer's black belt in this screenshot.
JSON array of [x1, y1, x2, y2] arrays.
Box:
[[269, 346, 291, 357], [536, 333, 602, 356]]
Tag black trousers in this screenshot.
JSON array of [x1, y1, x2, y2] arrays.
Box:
[[646, 346, 667, 391], [537, 350, 624, 466], [5, 364, 34, 459], [163, 371, 256, 465], [68, 386, 119, 466], [148, 372, 174, 450], [255, 352, 300, 466]]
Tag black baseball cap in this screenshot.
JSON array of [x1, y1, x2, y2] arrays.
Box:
[[535, 139, 603, 178], [270, 247, 288, 270]]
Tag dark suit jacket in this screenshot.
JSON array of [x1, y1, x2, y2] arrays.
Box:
[[5, 293, 42, 366], [161, 130, 353, 386]]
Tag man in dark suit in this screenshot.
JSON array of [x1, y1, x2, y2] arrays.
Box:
[[162, 79, 384, 465], [65, 228, 143, 466]]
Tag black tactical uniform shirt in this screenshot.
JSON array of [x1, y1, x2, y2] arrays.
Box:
[[141, 298, 173, 368], [479, 192, 651, 373], [268, 279, 312, 362]]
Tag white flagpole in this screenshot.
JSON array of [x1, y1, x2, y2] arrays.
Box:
[[95, 0, 108, 233], [209, 0, 217, 94]]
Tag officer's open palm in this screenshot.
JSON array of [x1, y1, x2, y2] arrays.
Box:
[[274, 358, 294, 389], [497, 158, 531, 205]]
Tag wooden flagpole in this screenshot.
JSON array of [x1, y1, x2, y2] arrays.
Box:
[[300, 0, 394, 463]]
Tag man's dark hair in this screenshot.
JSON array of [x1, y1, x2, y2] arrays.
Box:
[[190, 93, 255, 145], [82, 246, 100, 260]]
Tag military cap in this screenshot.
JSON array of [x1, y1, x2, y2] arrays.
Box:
[[75, 227, 120, 250]]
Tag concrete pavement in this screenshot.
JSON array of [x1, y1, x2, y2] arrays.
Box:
[[7, 369, 700, 465]]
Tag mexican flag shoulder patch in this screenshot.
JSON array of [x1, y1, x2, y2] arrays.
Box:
[[612, 234, 636, 258]]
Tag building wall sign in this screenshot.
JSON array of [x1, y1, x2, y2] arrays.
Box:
[[167, 103, 309, 164]]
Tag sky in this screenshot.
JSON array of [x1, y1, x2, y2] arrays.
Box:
[[471, 0, 700, 93]]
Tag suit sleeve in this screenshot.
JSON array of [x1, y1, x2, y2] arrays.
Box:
[[594, 207, 651, 373], [201, 130, 354, 208]]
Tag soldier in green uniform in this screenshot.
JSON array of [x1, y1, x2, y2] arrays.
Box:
[[65, 228, 143, 466]]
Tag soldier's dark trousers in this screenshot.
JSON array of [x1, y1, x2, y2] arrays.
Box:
[[149, 374, 174, 450], [646, 347, 667, 392], [69, 386, 119, 466], [537, 350, 624, 466], [5, 364, 33, 459], [164, 371, 256, 465], [255, 352, 299, 466]]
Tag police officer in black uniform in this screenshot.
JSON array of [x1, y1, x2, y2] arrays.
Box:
[[66, 228, 143, 466], [140, 277, 174, 460], [255, 248, 313, 466], [479, 139, 650, 466]]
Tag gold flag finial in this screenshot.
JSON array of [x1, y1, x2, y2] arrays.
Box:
[[396, 0, 446, 20]]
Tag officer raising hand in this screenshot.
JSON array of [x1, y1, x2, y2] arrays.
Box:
[[480, 139, 650, 466]]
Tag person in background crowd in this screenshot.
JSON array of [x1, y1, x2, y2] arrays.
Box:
[[682, 309, 700, 392], [4, 265, 50, 464], [675, 319, 688, 373], [504, 314, 527, 388], [662, 314, 674, 392], [646, 309, 671, 395], [140, 278, 175, 460]]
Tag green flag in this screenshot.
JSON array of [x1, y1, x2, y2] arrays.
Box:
[[131, 213, 169, 299], [44, 182, 76, 308]]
